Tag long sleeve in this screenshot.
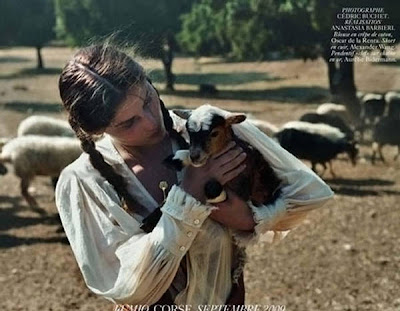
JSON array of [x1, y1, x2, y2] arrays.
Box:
[[55, 166, 214, 305], [231, 119, 334, 245]]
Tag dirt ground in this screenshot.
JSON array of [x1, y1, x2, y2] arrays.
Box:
[[0, 47, 399, 311]]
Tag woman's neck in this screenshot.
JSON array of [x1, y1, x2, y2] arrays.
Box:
[[113, 133, 173, 164]]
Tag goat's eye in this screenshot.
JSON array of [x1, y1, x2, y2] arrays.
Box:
[[211, 131, 219, 138]]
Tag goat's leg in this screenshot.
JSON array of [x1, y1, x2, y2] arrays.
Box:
[[320, 162, 327, 177], [371, 142, 378, 164], [20, 178, 38, 208], [328, 161, 336, 178], [394, 146, 400, 161], [378, 144, 386, 163], [204, 178, 226, 203], [311, 162, 318, 174], [163, 150, 191, 171]]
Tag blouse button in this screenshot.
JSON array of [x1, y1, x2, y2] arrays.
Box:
[[193, 219, 200, 225], [179, 246, 186, 252], [187, 231, 193, 237]]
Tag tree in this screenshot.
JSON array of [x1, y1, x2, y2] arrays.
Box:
[[0, 0, 55, 69], [179, 0, 320, 60], [55, 0, 195, 90], [178, 0, 231, 57]]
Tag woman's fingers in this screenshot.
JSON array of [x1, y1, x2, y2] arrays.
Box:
[[220, 151, 247, 174], [214, 147, 243, 167], [212, 141, 236, 159], [220, 164, 246, 185]]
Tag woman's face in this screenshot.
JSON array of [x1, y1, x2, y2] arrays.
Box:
[[105, 80, 167, 147]]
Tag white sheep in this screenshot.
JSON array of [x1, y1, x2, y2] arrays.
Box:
[[17, 115, 75, 137], [0, 136, 82, 208], [316, 103, 352, 124]]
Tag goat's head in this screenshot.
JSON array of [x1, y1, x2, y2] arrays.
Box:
[[173, 105, 246, 167], [344, 140, 359, 166]]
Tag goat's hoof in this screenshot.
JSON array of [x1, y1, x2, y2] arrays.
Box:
[[204, 179, 225, 203], [206, 190, 227, 204]]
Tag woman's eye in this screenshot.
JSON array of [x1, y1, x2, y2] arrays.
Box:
[[211, 131, 219, 138], [122, 118, 136, 129]]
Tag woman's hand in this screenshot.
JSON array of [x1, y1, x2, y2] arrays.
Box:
[[209, 189, 256, 231], [181, 142, 247, 203]]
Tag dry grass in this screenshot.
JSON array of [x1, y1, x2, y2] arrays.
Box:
[[0, 46, 399, 311]]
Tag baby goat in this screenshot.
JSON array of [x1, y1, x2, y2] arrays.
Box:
[[165, 105, 282, 207], [165, 105, 282, 284]]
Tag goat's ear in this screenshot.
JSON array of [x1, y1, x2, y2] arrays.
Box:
[[173, 109, 192, 120], [226, 114, 246, 125]]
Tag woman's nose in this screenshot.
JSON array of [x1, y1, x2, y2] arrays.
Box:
[[143, 111, 159, 131]]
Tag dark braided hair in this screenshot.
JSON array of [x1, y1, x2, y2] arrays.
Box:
[[59, 44, 187, 213]]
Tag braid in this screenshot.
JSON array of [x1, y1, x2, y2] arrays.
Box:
[[68, 116, 138, 211]]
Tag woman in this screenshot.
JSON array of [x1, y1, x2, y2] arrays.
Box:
[[56, 44, 333, 308]]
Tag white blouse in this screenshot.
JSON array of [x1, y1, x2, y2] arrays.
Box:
[[55, 109, 334, 307]]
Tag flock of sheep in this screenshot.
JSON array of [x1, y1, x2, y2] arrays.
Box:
[[252, 90, 400, 177], [0, 90, 399, 210]]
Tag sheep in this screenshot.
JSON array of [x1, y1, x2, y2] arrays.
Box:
[[384, 91, 400, 119], [299, 112, 355, 140], [0, 136, 82, 208], [358, 93, 386, 140], [165, 105, 281, 207], [360, 93, 386, 125], [316, 103, 352, 124], [17, 115, 75, 137], [164, 104, 282, 285], [356, 91, 365, 101], [275, 121, 359, 177], [371, 116, 400, 164]]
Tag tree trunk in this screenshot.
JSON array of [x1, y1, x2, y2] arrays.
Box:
[[36, 46, 44, 70], [161, 33, 175, 91], [323, 43, 360, 125], [322, 43, 339, 97], [336, 61, 361, 124]]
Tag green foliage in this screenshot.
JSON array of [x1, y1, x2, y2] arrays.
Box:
[[0, 0, 55, 47], [178, 0, 320, 60], [178, 0, 230, 56], [55, 0, 193, 58]]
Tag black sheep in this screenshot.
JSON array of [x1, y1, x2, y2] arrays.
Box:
[[276, 124, 358, 177], [371, 116, 400, 164]]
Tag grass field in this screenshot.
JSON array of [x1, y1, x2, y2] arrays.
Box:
[[0, 46, 399, 311]]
